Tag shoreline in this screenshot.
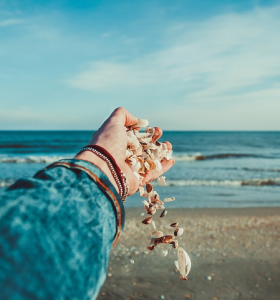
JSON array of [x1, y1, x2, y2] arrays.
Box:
[[97, 207, 280, 300]]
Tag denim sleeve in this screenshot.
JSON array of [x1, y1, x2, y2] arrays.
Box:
[[0, 159, 125, 300]]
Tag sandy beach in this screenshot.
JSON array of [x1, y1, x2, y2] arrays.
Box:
[[97, 207, 280, 300]]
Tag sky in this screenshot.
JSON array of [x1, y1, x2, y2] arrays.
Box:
[[0, 0, 280, 130]]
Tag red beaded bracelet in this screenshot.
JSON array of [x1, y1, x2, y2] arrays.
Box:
[[76, 145, 129, 202]]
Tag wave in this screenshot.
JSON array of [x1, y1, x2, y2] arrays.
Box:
[[0, 179, 15, 188], [0, 156, 67, 164], [154, 178, 280, 187], [1, 178, 280, 189], [173, 153, 268, 161]]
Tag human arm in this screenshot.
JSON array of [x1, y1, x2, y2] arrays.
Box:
[[0, 107, 174, 300]]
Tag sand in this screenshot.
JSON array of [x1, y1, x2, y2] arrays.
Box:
[[97, 207, 280, 300]]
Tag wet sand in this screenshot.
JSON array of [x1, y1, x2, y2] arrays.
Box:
[[97, 207, 280, 300]]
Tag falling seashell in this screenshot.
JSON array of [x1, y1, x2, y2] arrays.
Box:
[[170, 240, 178, 249], [160, 210, 167, 218], [157, 176, 167, 186], [142, 216, 152, 225], [152, 230, 164, 238], [147, 245, 154, 251], [174, 247, 191, 280], [153, 235, 174, 246], [151, 220, 156, 230], [159, 249, 168, 257], [142, 200, 149, 208], [170, 222, 178, 228], [139, 186, 145, 197], [146, 182, 153, 193], [147, 206, 157, 215], [156, 204, 165, 210], [164, 197, 175, 202], [174, 228, 184, 237]]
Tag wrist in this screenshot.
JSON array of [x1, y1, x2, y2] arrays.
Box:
[[75, 151, 119, 193]]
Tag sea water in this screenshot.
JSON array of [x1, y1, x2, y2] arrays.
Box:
[[1, 131, 280, 208]]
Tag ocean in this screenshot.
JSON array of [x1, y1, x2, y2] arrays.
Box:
[[1, 131, 280, 208]]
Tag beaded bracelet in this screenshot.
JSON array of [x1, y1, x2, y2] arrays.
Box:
[[76, 145, 129, 202]]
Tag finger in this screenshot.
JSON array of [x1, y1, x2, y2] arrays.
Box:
[[152, 127, 163, 143], [142, 158, 175, 184], [110, 107, 138, 127]]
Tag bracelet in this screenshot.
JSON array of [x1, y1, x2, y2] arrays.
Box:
[[76, 145, 129, 202]]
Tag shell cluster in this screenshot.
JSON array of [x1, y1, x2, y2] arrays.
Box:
[[125, 119, 191, 281]]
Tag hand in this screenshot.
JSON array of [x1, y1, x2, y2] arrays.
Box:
[[75, 107, 174, 196]]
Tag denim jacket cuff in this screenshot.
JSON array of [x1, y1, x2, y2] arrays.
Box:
[[37, 158, 125, 246]]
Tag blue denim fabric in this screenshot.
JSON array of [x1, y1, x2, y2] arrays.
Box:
[[0, 159, 125, 300]]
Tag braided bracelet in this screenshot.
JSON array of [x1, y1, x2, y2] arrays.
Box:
[[76, 145, 129, 202]]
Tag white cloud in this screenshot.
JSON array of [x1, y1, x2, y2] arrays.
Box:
[[67, 4, 280, 107], [0, 18, 24, 27]]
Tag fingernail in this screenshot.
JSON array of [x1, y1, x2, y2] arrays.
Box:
[[172, 159, 175, 165]]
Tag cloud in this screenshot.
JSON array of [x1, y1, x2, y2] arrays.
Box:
[[0, 18, 24, 27], [67, 5, 280, 106]]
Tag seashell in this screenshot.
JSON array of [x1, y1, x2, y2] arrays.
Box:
[[165, 150, 173, 160], [174, 247, 191, 280], [170, 222, 178, 228], [142, 216, 152, 225], [146, 182, 153, 193], [151, 220, 156, 230], [147, 245, 154, 251], [139, 186, 145, 197], [170, 240, 178, 249], [133, 171, 140, 181], [154, 159, 162, 172], [134, 119, 149, 128], [147, 206, 157, 215], [164, 197, 175, 202], [162, 143, 168, 151], [153, 235, 174, 246], [160, 210, 167, 218], [135, 131, 153, 139], [125, 149, 134, 158], [157, 176, 167, 186], [174, 228, 184, 237], [142, 143, 158, 150], [142, 200, 149, 208], [142, 192, 151, 199], [131, 160, 141, 173], [157, 204, 165, 210], [149, 191, 159, 202], [159, 249, 168, 257], [154, 198, 163, 205], [152, 230, 164, 238], [145, 159, 156, 171], [145, 126, 155, 134], [135, 146, 143, 156]]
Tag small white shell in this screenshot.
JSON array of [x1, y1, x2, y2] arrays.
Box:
[[157, 176, 167, 186], [160, 249, 168, 257], [175, 228, 184, 236], [135, 119, 149, 128], [142, 200, 149, 208], [139, 186, 145, 197], [133, 171, 140, 180], [164, 197, 175, 202], [174, 247, 191, 280], [152, 230, 163, 238], [151, 220, 156, 230]]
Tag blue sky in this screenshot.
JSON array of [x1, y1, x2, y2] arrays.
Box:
[[0, 0, 280, 130]]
